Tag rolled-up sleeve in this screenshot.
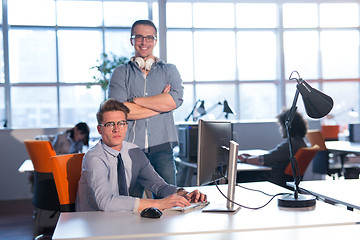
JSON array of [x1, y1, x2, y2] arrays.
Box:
[[166, 64, 184, 109], [108, 65, 128, 102]]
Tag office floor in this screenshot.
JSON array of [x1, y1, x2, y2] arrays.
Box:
[[0, 199, 34, 240]]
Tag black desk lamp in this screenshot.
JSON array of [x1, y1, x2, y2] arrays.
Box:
[[223, 100, 234, 119], [185, 100, 206, 122], [278, 71, 334, 208]]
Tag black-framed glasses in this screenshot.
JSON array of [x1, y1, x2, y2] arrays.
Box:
[[131, 34, 157, 42], [99, 120, 128, 130]]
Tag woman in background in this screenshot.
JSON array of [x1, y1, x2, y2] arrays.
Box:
[[52, 122, 90, 155], [238, 109, 308, 188]]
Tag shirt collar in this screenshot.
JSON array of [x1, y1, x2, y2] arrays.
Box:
[[100, 139, 120, 158]]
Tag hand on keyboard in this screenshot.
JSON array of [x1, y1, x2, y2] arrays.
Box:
[[167, 202, 210, 213]]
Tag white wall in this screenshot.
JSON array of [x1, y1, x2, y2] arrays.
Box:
[[232, 119, 321, 150]]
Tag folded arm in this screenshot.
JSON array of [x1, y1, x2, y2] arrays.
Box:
[[125, 84, 176, 120], [133, 92, 176, 112]]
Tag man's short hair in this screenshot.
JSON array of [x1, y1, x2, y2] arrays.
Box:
[[96, 98, 130, 124], [131, 20, 157, 37]]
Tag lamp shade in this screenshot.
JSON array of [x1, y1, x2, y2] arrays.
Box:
[[297, 79, 334, 119], [196, 100, 206, 116]]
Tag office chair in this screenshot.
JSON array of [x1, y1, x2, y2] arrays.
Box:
[[321, 125, 340, 141], [23, 140, 60, 238], [284, 145, 320, 179], [50, 153, 85, 212], [306, 130, 345, 178]]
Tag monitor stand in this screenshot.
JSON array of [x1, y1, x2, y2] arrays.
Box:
[[202, 204, 241, 213], [203, 140, 240, 213]]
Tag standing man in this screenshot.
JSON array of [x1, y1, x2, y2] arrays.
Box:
[[109, 20, 183, 190], [76, 99, 206, 212]]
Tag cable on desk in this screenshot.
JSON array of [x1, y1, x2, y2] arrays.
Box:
[[213, 174, 290, 210]]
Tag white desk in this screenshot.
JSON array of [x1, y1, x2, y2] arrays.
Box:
[[325, 141, 360, 176], [238, 149, 269, 156], [290, 179, 360, 211], [98, 225, 360, 240], [175, 156, 271, 186], [52, 182, 360, 240], [325, 141, 360, 154]]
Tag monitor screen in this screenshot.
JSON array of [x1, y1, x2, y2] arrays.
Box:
[[196, 119, 232, 186]]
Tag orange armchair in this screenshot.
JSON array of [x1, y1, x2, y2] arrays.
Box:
[[284, 145, 320, 177], [24, 140, 59, 210], [50, 153, 85, 212], [24, 140, 60, 237]]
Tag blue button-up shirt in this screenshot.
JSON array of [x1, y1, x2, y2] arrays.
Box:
[[76, 140, 178, 212], [108, 59, 184, 153]]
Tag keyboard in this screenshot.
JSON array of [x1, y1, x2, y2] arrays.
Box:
[[167, 202, 210, 213]]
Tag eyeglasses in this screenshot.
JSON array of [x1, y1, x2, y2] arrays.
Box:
[[99, 120, 128, 130], [131, 34, 157, 42]]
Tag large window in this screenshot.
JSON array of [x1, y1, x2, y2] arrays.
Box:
[[3, 0, 153, 132], [167, 1, 360, 126], [1, 0, 360, 132]]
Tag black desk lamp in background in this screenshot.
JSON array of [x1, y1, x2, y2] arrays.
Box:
[[278, 71, 334, 208], [223, 100, 234, 119], [185, 100, 206, 122], [185, 100, 234, 121]]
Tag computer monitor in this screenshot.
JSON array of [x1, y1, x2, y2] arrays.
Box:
[[196, 119, 240, 212]]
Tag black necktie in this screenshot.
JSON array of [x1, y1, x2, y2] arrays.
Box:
[[117, 153, 128, 196]]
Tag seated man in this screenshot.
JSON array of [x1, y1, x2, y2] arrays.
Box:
[[76, 98, 206, 212]]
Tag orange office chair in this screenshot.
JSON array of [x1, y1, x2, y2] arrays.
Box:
[[306, 130, 327, 151], [23, 140, 60, 237], [321, 125, 340, 141], [50, 153, 85, 212], [284, 145, 320, 178], [306, 130, 334, 175]]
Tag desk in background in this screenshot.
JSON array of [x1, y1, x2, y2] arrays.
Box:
[[289, 179, 360, 211], [176, 150, 271, 186], [52, 182, 360, 240], [325, 141, 360, 154], [325, 141, 360, 178]]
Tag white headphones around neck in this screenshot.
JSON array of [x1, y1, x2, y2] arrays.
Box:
[[134, 57, 155, 71]]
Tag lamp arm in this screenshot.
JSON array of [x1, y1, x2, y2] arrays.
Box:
[[285, 88, 302, 200], [185, 100, 200, 122]]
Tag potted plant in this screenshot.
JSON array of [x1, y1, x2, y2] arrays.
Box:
[[89, 53, 129, 99]]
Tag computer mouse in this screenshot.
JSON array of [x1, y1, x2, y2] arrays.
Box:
[[140, 207, 163, 219]]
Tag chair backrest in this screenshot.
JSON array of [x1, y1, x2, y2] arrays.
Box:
[[24, 140, 57, 173], [306, 130, 327, 150], [284, 145, 320, 176], [321, 125, 340, 141], [50, 153, 85, 212], [24, 140, 59, 210]]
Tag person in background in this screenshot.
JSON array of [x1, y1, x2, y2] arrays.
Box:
[[238, 109, 308, 188], [52, 122, 90, 155], [108, 20, 184, 193], [76, 99, 206, 212]]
